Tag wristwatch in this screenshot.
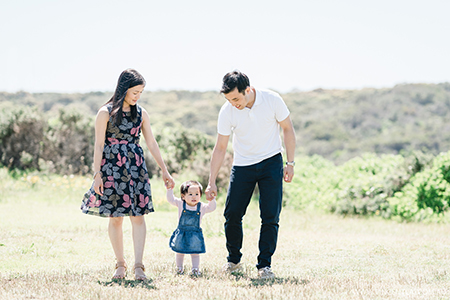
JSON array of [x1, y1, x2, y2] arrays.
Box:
[[286, 161, 295, 167]]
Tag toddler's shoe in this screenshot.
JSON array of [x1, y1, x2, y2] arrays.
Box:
[[190, 268, 201, 276], [176, 267, 184, 275], [258, 266, 275, 279], [222, 262, 242, 274]]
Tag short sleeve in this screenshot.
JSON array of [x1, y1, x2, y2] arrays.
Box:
[[273, 94, 290, 122], [217, 103, 232, 136]]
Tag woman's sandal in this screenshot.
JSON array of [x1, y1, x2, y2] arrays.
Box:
[[134, 263, 147, 281], [112, 261, 127, 280]]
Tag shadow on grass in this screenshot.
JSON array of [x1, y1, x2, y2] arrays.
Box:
[[250, 276, 309, 287], [229, 272, 308, 287], [98, 278, 156, 289]]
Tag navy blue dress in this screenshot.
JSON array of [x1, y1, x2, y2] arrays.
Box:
[[81, 104, 153, 217]]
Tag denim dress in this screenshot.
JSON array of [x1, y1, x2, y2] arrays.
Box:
[[169, 201, 206, 254]]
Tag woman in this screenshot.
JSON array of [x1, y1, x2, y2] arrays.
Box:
[[81, 68, 174, 280]]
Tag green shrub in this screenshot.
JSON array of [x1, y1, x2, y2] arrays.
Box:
[[388, 152, 450, 221], [284, 151, 434, 219], [329, 151, 433, 218], [283, 155, 336, 210], [143, 124, 232, 191], [41, 108, 94, 175], [0, 106, 46, 170], [328, 153, 404, 217]]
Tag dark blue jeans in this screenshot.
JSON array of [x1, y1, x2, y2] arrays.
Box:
[[224, 153, 283, 269]]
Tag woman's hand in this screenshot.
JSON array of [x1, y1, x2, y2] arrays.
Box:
[[93, 175, 104, 196]]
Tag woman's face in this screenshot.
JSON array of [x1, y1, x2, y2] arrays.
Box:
[[124, 84, 145, 108]]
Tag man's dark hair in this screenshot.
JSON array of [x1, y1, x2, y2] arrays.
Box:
[[220, 70, 250, 95]]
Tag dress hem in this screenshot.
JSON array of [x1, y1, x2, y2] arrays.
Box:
[[81, 209, 154, 218]]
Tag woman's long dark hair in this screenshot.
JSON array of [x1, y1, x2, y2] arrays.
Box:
[[106, 69, 146, 125]]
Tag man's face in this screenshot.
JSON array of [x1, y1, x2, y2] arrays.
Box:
[[223, 87, 251, 110]]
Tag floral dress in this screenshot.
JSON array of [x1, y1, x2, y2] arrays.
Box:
[[81, 104, 153, 217]]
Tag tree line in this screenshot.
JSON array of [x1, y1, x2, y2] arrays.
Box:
[[2, 82, 450, 218], [2, 82, 450, 164]]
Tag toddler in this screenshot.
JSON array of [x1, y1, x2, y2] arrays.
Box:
[[167, 180, 216, 275]]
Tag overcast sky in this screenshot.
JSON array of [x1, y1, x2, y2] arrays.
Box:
[[0, 0, 449, 93]]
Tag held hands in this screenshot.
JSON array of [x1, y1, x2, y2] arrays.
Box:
[[284, 165, 294, 183], [205, 183, 217, 201], [162, 171, 175, 189]]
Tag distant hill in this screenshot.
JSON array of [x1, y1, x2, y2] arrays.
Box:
[[2, 82, 450, 163]]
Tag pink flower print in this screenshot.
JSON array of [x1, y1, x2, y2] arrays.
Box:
[[108, 138, 129, 145], [131, 122, 142, 137], [138, 194, 149, 208], [116, 153, 127, 167], [88, 194, 101, 207], [101, 158, 106, 166], [137, 122, 142, 136], [104, 176, 115, 188], [130, 179, 134, 186], [108, 138, 119, 145], [123, 194, 131, 208], [135, 153, 142, 166]]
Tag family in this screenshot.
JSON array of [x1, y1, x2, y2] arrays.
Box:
[[80, 68, 296, 281]]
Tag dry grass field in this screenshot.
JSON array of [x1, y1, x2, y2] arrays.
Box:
[[1, 171, 450, 299]]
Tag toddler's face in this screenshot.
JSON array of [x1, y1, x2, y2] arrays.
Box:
[[182, 185, 201, 207]]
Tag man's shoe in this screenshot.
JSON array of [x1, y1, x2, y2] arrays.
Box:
[[258, 266, 275, 279], [222, 262, 242, 274]]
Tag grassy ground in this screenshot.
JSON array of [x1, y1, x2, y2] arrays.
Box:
[[1, 170, 450, 299]]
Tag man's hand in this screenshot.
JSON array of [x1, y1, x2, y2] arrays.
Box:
[[284, 165, 294, 183], [205, 183, 217, 201]]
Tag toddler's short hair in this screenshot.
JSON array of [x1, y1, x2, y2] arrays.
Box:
[[180, 180, 203, 196]]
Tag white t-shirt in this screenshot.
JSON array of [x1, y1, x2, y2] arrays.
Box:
[[217, 89, 290, 166]]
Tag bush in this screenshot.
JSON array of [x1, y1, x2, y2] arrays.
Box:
[[154, 125, 214, 173], [142, 124, 233, 191], [329, 151, 433, 218], [388, 151, 450, 221], [284, 151, 435, 220], [284, 155, 336, 210], [0, 106, 46, 170], [41, 109, 94, 175]]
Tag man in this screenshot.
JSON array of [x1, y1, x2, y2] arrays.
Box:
[[205, 70, 296, 279]]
